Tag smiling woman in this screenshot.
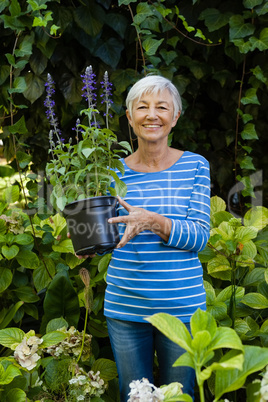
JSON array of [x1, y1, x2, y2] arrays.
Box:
[[103, 75, 211, 402]]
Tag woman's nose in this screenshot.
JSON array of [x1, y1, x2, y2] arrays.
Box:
[[147, 107, 157, 118]]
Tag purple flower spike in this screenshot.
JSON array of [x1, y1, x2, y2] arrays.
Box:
[[44, 73, 62, 144], [81, 66, 97, 109], [101, 71, 113, 128]]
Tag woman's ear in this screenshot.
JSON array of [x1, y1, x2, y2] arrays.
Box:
[[126, 109, 133, 127], [171, 111, 181, 128]]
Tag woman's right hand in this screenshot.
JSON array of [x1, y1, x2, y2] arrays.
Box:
[[67, 232, 96, 259]]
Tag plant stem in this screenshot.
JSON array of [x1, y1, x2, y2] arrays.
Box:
[[76, 307, 89, 364]]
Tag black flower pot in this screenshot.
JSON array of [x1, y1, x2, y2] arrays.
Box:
[[64, 196, 119, 256]]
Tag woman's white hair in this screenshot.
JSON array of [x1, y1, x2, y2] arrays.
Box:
[[126, 75, 182, 119]]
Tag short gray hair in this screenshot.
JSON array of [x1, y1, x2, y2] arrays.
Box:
[[126, 75, 182, 119]]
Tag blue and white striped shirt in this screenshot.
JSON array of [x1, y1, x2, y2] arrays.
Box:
[[104, 151, 210, 323]]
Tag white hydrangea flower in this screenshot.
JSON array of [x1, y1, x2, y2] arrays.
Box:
[[14, 337, 41, 371], [77, 395, 85, 401], [128, 378, 165, 402], [260, 366, 268, 402]]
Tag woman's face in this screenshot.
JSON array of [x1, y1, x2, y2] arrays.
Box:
[[126, 89, 180, 145]]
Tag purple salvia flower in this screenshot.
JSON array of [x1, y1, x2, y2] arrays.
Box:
[[81, 66, 97, 109], [81, 65, 98, 126], [44, 73, 62, 145], [100, 71, 113, 129]]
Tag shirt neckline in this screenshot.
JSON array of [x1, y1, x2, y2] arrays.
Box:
[[123, 151, 189, 173]]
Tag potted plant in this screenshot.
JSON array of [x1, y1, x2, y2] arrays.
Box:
[[44, 66, 131, 255]]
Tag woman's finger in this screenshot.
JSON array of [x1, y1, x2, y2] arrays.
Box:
[[117, 196, 133, 212]]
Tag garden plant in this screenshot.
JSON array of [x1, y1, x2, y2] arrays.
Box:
[[0, 0, 268, 401]]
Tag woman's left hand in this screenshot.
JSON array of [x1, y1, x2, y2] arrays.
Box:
[[108, 197, 155, 248]]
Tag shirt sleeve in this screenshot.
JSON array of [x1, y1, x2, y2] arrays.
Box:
[[163, 158, 211, 252]]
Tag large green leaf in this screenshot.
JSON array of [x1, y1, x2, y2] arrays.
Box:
[[16, 249, 40, 269], [73, 4, 104, 36], [0, 302, 24, 330], [146, 313, 193, 353], [43, 270, 80, 327], [0, 327, 25, 349], [91, 358, 118, 382], [13, 286, 40, 303], [5, 388, 27, 402], [244, 206, 268, 230], [41, 331, 67, 348], [0, 267, 13, 292], [200, 8, 231, 32], [0, 365, 22, 386], [215, 345, 268, 400], [229, 15, 255, 40], [23, 72, 45, 103], [240, 293, 268, 309], [95, 37, 124, 69]]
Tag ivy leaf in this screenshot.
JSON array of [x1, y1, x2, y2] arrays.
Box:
[[8, 117, 28, 135], [241, 123, 258, 140], [94, 37, 124, 69], [200, 9, 231, 32], [23, 72, 45, 104], [142, 37, 164, 56], [229, 15, 255, 40], [249, 28, 268, 51], [73, 4, 104, 36], [242, 88, 260, 105], [243, 0, 263, 9], [8, 76, 27, 94], [118, 0, 136, 5], [239, 155, 256, 170]]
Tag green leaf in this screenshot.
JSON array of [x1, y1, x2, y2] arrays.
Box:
[[239, 155, 256, 170], [0, 301, 24, 330], [215, 345, 268, 400], [0, 327, 25, 349], [8, 76, 27, 94], [73, 4, 104, 36], [146, 313, 193, 353], [5, 388, 27, 402], [41, 331, 67, 348], [209, 327, 243, 351], [16, 249, 40, 269], [23, 72, 45, 104], [240, 293, 268, 309], [229, 15, 255, 40], [210, 196, 226, 215], [33, 260, 54, 292], [244, 206, 268, 230], [3, 185, 20, 203], [2, 244, 19, 260], [95, 37, 124, 69], [0, 366, 22, 386], [46, 317, 68, 333], [241, 88, 260, 106], [43, 270, 80, 327], [13, 286, 39, 303], [0, 267, 13, 292], [16, 150, 32, 168], [200, 8, 231, 32], [142, 37, 164, 56], [14, 233, 33, 245], [243, 0, 263, 9], [52, 239, 74, 253], [91, 358, 118, 382], [8, 117, 28, 135], [191, 308, 217, 338]]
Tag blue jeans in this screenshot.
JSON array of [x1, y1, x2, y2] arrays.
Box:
[[106, 317, 195, 402]]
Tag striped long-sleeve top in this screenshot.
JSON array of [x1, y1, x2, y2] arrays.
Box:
[[104, 151, 211, 323]]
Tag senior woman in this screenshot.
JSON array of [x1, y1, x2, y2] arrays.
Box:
[[105, 75, 210, 401]]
